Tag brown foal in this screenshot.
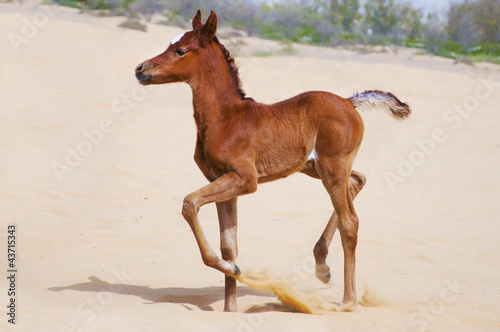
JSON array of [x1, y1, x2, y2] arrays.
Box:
[[135, 10, 411, 312]]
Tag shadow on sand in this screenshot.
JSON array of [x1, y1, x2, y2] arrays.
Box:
[[49, 276, 286, 312]]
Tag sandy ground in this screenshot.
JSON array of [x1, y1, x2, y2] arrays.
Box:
[[1, 3, 500, 332]]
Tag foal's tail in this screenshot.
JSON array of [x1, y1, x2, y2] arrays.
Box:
[[348, 90, 411, 119]]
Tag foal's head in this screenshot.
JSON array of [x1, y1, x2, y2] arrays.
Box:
[[135, 10, 221, 86]]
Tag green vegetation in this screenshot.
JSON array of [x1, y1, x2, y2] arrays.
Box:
[[253, 51, 274, 57], [470, 54, 500, 65], [51, 0, 83, 9], [48, 0, 500, 64], [280, 42, 300, 55]]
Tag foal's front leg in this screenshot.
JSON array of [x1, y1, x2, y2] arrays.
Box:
[[216, 197, 238, 312], [182, 170, 256, 277]]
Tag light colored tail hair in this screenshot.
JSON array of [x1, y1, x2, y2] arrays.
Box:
[[348, 90, 411, 119]]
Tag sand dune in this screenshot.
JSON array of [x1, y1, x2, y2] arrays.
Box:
[[1, 3, 500, 331]]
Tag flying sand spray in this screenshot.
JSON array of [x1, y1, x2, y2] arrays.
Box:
[[235, 268, 385, 314]]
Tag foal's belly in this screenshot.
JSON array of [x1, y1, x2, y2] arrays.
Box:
[[255, 144, 311, 183]]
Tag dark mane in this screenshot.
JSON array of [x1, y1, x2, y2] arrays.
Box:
[[213, 37, 254, 102]]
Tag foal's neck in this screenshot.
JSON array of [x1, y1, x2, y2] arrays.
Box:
[[188, 46, 246, 134]]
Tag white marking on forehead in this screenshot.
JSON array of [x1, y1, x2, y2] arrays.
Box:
[[170, 32, 186, 45]]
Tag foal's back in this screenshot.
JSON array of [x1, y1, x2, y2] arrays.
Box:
[[236, 91, 364, 182]]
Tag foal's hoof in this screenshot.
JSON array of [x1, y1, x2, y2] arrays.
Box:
[[320, 271, 331, 284], [233, 264, 241, 277], [340, 300, 357, 312], [315, 265, 331, 284]]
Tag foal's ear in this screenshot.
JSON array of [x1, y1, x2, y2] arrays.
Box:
[[192, 9, 202, 30], [201, 10, 217, 40]]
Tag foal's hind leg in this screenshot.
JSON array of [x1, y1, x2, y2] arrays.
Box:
[[316, 160, 362, 309], [313, 170, 366, 283]]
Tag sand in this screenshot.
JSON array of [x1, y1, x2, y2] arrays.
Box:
[[1, 3, 500, 331]]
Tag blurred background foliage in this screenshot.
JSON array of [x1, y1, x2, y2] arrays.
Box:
[[51, 0, 500, 64]]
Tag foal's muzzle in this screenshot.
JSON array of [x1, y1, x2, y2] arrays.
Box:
[[135, 62, 152, 85]]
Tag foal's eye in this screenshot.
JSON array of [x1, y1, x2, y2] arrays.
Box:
[[176, 48, 187, 56]]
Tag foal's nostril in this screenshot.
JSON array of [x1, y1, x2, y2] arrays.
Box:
[[135, 63, 144, 74]]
